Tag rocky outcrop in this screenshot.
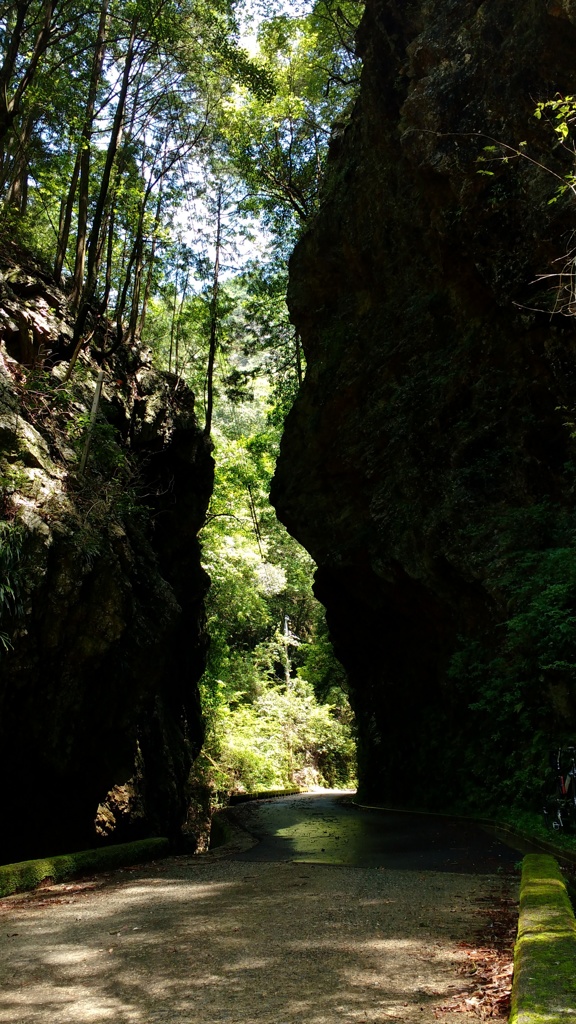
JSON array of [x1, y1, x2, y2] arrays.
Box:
[[272, 0, 576, 808], [0, 250, 213, 860]]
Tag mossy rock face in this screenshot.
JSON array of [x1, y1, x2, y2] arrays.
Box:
[[510, 855, 576, 1023], [0, 268, 214, 862], [272, 0, 576, 808]]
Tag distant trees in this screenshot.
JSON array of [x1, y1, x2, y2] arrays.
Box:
[[226, 0, 362, 243], [0, 0, 274, 371], [0, 0, 362, 378]]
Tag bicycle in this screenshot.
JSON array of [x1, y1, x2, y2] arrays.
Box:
[[542, 746, 576, 831]]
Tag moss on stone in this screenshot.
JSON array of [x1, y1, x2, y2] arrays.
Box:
[[510, 854, 576, 1024], [0, 837, 170, 897]]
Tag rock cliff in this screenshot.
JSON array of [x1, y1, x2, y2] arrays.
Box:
[[0, 246, 213, 860], [272, 0, 576, 808]]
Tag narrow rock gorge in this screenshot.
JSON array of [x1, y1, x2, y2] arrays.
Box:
[[272, 0, 576, 808], [0, 249, 213, 861]]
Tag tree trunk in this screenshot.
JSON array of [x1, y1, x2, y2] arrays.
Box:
[[0, 0, 55, 149], [71, 16, 137, 359], [136, 180, 164, 340], [70, 0, 110, 309], [79, 369, 105, 475], [5, 113, 34, 213], [54, 143, 81, 283], [168, 265, 178, 374], [294, 331, 303, 387], [113, 237, 138, 351], [204, 186, 223, 438], [101, 205, 116, 315]]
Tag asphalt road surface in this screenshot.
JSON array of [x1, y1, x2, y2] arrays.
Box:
[[227, 791, 522, 873], [0, 792, 521, 1024]]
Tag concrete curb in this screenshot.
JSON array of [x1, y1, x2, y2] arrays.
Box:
[[510, 854, 576, 1023], [0, 837, 170, 898], [229, 787, 301, 805]]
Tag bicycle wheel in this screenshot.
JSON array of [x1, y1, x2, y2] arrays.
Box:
[[543, 792, 564, 831]]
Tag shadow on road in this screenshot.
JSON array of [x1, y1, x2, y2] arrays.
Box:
[[0, 855, 501, 1024]]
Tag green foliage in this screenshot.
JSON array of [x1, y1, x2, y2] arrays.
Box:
[[0, 519, 26, 646], [224, 1, 362, 242], [199, 675, 356, 794], [186, 261, 356, 797], [534, 95, 576, 142], [448, 504, 576, 810], [67, 414, 129, 479], [497, 806, 576, 857], [198, 421, 357, 796]]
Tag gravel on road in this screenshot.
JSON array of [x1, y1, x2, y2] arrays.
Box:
[[0, 851, 517, 1024]]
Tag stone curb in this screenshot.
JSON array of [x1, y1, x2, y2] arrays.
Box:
[[228, 787, 301, 805], [0, 837, 170, 898], [509, 854, 576, 1024]]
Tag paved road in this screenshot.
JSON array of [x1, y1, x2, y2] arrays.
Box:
[[228, 792, 522, 873], [0, 793, 520, 1024]]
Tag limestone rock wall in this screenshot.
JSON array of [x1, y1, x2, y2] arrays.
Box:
[[272, 0, 576, 808], [0, 254, 213, 860]]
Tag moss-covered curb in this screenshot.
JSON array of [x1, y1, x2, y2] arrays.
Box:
[[510, 854, 576, 1024], [0, 837, 170, 898], [228, 787, 301, 805]]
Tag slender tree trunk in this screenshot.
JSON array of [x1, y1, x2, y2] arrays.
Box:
[[283, 615, 292, 689], [0, 4, 29, 110], [101, 205, 116, 314], [203, 186, 223, 438], [71, 16, 137, 359], [54, 143, 81, 282], [5, 112, 34, 212], [294, 331, 303, 387], [136, 180, 164, 340], [70, 0, 110, 309], [126, 235, 144, 346], [114, 238, 138, 349], [168, 260, 179, 374], [126, 178, 156, 347], [0, 0, 53, 148], [137, 236, 157, 340], [172, 265, 190, 374], [79, 369, 105, 475], [86, 19, 136, 290], [247, 483, 264, 559]]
